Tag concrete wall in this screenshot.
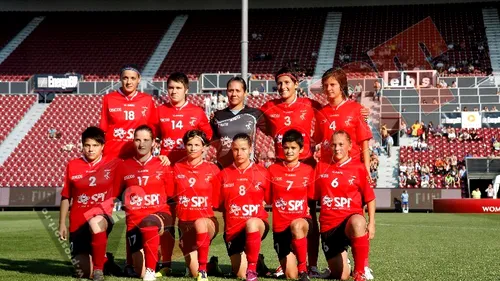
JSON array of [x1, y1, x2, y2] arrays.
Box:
[[0, 0, 497, 11]]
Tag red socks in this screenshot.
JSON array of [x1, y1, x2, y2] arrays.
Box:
[[91, 232, 107, 271], [196, 232, 211, 271], [351, 233, 369, 274], [160, 229, 175, 265], [292, 237, 308, 273], [245, 231, 261, 272], [140, 226, 160, 271]]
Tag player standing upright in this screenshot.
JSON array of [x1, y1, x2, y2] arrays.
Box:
[[156, 72, 213, 276], [215, 133, 271, 281], [314, 68, 372, 172], [269, 129, 315, 281], [172, 130, 220, 280], [211, 77, 267, 168], [314, 131, 376, 281], [99, 65, 158, 159], [114, 125, 174, 281], [59, 127, 122, 281]]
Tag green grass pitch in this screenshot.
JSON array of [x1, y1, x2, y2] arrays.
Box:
[[0, 211, 499, 281]]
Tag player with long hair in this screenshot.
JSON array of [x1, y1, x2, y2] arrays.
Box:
[[172, 130, 220, 280], [114, 125, 174, 281], [268, 129, 315, 281], [156, 72, 213, 276], [314, 131, 376, 281], [59, 127, 122, 281], [214, 133, 271, 281], [211, 76, 268, 168]]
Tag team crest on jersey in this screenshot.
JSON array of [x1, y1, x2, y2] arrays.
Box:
[[245, 121, 253, 130], [189, 117, 198, 127], [221, 136, 232, 148], [205, 174, 213, 182], [77, 194, 90, 204], [345, 116, 353, 127], [113, 128, 126, 139], [229, 204, 241, 215], [303, 179, 309, 187], [300, 112, 307, 120], [142, 106, 148, 117], [156, 171, 164, 181], [254, 182, 262, 190], [104, 169, 111, 180], [275, 134, 283, 144], [179, 196, 190, 207], [348, 175, 356, 185], [129, 194, 143, 206]]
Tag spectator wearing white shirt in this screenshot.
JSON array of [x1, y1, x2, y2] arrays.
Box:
[[420, 173, 430, 188], [486, 184, 494, 198]]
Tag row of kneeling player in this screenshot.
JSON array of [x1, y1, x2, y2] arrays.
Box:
[[59, 125, 375, 281]]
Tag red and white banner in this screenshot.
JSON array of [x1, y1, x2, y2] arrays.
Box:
[[433, 199, 500, 213]]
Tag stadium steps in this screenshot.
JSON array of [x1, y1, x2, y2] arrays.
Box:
[[0, 16, 44, 65], [0, 102, 49, 166], [313, 11, 342, 78], [482, 8, 500, 73], [376, 145, 399, 188], [142, 14, 189, 80]]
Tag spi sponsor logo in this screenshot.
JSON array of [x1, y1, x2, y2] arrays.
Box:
[[113, 128, 134, 139], [129, 193, 160, 207], [229, 204, 260, 216], [275, 198, 305, 212], [322, 196, 352, 208], [77, 192, 107, 205]]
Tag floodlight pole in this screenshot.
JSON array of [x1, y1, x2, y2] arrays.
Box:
[[242, 0, 248, 83]]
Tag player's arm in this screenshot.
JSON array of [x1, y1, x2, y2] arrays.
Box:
[[259, 103, 273, 136], [366, 199, 376, 240], [360, 166, 376, 239], [312, 111, 324, 144], [256, 109, 269, 136], [211, 172, 223, 211], [198, 109, 213, 141], [99, 95, 109, 131], [59, 166, 71, 240], [148, 98, 159, 136], [164, 166, 175, 200], [361, 140, 371, 174], [264, 170, 272, 205]]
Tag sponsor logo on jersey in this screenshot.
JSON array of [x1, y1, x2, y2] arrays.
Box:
[[272, 177, 282, 181], [124, 104, 135, 107], [124, 174, 135, 180], [77, 193, 90, 204], [275, 198, 305, 212], [229, 204, 259, 216], [129, 193, 160, 207], [269, 114, 280, 118], [160, 118, 170, 122], [113, 128, 134, 139], [71, 175, 83, 180], [109, 108, 122, 112], [176, 174, 186, 179], [322, 195, 352, 208], [163, 137, 176, 149], [245, 121, 253, 130], [223, 183, 234, 188]]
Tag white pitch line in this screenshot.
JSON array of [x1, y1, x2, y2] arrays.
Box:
[[378, 223, 500, 231]]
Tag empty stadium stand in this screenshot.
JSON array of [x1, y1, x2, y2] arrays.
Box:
[[0, 94, 37, 144], [0, 12, 174, 82], [0, 13, 34, 51], [155, 9, 326, 78], [334, 4, 491, 76]]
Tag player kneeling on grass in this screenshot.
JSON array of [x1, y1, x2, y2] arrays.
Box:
[[314, 131, 376, 281], [59, 126, 122, 281], [269, 129, 315, 281], [172, 130, 221, 280], [214, 133, 271, 281], [114, 125, 174, 281]]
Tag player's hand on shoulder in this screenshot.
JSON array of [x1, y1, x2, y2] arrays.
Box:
[[59, 223, 68, 241], [158, 155, 171, 166], [367, 222, 375, 240]]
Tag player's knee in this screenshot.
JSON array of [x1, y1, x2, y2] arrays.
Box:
[[290, 219, 307, 236], [193, 218, 210, 232], [88, 216, 107, 234], [245, 218, 264, 232], [138, 214, 162, 229], [347, 215, 367, 236]]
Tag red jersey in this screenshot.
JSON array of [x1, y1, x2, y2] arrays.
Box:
[[215, 163, 270, 242], [99, 90, 158, 159], [314, 159, 375, 233], [260, 97, 321, 160], [268, 162, 314, 232], [157, 101, 213, 164], [114, 156, 174, 231], [314, 100, 372, 162], [62, 156, 121, 232], [173, 160, 220, 221]]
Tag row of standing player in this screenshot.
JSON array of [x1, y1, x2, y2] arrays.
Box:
[[59, 65, 375, 281]]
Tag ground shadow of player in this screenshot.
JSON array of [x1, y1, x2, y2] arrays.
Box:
[[0, 258, 72, 277]]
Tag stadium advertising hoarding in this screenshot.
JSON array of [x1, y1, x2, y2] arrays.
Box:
[[4, 187, 62, 207], [482, 112, 500, 128], [440, 112, 462, 128], [383, 70, 437, 88], [34, 74, 80, 92], [433, 199, 500, 213]]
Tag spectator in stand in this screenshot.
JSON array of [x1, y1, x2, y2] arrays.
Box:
[[458, 130, 471, 141], [482, 106, 489, 112], [429, 179, 437, 189], [491, 106, 498, 112], [486, 184, 494, 198], [251, 88, 260, 97], [427, 122, 435, 135], [451, 81, 457, 88], [411, 121, 421, 137], [400, 120, 407, 138], [399, 172, 407, 187], [444, 173, 455, 188], [258, 83, 266, 93], [384, 134, 394, 157], [462, 106, 468, 112], [447, 128, 457, 142], [435, 157, 445, 174], [414, 160, 421, 173], [399, 161, 408, 175], [61, 143, 75, 152], [354, 83, 363, 96], [372, 141, 382, 156], [420, 173, 430, 188], [406, 173, 417, 188], [471, 188, 481, 199], [48, 128, 57, 139], [459, 166, 467, 179], [421, 163, 430, 175], [406, 160, 415, 175], [373, 80, 381, 101], [493, 139, 500, 151], [412, 139, 427, 151], [450, 155, 458, 169], [470, 129, 480, 141]]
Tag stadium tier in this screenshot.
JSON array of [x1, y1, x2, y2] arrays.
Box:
[[0, 94, 37, 144], [0, 12, 175, 82], [335, 4, 490, 75], [155, 9, 326, 78], [0, 12, 34, 51]]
